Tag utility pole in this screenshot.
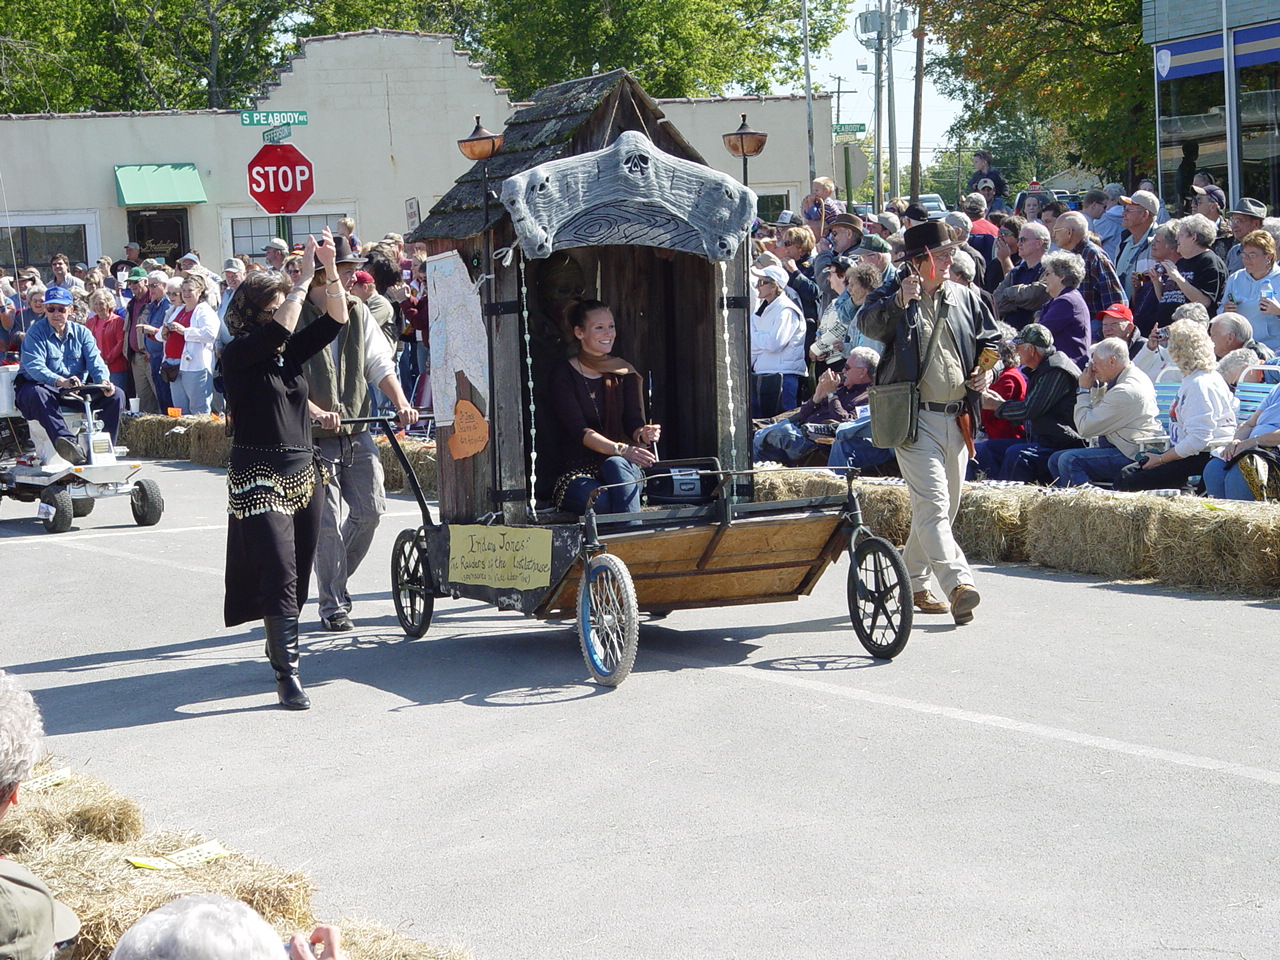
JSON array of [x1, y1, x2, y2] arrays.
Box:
[[831, 74, 846, 124], [886, 0, 900, 200], [909, 2, 926, 200], [801, 0, 816, 184]]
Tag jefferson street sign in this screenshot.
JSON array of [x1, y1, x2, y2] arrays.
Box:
[[262, 124, 292, 144], [240, 110, 309, 127]]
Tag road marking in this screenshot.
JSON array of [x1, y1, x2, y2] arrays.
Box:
[[648, 651, 1280, 787]]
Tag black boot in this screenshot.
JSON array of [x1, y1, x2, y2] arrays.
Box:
[[263, 616, 310, 710]]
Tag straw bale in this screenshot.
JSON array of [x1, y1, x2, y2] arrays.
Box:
[[955, 485, 1041, 563], [0, 766, 144, 855], [1149, 497, 1280, 595], [17, 830, 316, 960], [336, 918, 473, 960], [187, 418, 232, 468], [1025, 489, 1161, 579], [752, 467, 812, 502], [852, 481, 912, 545], [375, 435, 438, 497], [118, 414, 199, 459]]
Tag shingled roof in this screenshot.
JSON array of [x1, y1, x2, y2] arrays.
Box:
[[411, 69, 704, 242]]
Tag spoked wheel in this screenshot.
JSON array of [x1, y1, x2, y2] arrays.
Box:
[[392, 527, 434, 638], [848, 536, 912, 659], [577, 552, 639, 686]]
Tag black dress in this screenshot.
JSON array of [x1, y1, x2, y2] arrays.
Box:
[[221, 314, 342, 627]]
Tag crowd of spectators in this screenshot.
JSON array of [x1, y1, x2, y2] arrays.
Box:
[[747, 152, 1280, 503], [0, 219, 435, 424]]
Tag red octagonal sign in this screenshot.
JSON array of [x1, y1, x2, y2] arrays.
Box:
[[247, 143, 315, 215]]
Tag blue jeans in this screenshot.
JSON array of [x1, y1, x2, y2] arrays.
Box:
[[1203, 456, 1257, 500], [752, 421, 816, 464], [170, 368, 212, 415], [149, 353, 173, 410], [562, 456, 645, 515], [827, 417, 895, 473], [1001, 442, 1075, 483], [969, 437, 1020, 480], [1049, 445, 1133, 486], [751, 373, 800, 419]]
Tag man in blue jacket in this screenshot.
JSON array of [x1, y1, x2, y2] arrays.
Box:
[[15, 286, 122, 465]]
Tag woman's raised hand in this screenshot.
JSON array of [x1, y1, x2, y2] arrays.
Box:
[[313, 226, 338, 271]]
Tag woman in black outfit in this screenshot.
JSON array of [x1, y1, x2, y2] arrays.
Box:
[[221, 228, 347, 710], [548, 299, 661, 515]]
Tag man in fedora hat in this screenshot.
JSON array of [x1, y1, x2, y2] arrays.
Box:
[[296, 234, 419, 632], [812, 213, 864, 308], [1224, 197, 1268, 273], [0, 671, 81, 960], [857, 220, 1000, 625]]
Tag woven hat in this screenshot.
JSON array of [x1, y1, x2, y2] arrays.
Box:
[[0, 860, 80, 960]]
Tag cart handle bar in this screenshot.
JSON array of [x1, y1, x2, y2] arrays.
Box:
[[332, 413, 436, 529]]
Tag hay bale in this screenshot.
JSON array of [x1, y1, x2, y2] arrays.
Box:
[[853, 481, 912, 545], [376, 435, 438, 496], [188, 418, 232, 468], [118, 414, 199, 459], [0, 766, 144, 855], [1025, 489, 1162, 579], [1149, 497, 1280, 595], [337, 918, 473, 960], [752, 467, 812, 502], [955, 484, 1041, 563], [17, 830, 316, 960]]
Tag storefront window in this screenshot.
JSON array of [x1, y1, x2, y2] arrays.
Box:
[[1235, 22, 1280, 212], [1156, 35, 1227, 216], [232, 212, 347, 264], [0, 224, 87, 277]]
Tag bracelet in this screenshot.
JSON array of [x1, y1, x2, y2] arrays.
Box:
[[325, 291, 346, 299], [325, 277, 342, 286], [284, 293, 303, 305], [290, 283, 308, 294], [615, 442, 627, 455]]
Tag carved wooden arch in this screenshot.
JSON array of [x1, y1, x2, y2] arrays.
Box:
[[500, 130, 757, 262]]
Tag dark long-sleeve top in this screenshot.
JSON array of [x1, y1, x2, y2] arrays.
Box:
[[547, 359, 645, 475], [789, 383, 868, 425], [993, 349, 1084, 447], [399, 294, 429, 334], [221, 315, 343, 449]]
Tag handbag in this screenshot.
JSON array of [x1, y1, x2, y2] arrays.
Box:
[[866, 295, 949, 448], [160, 362, 180, 383]]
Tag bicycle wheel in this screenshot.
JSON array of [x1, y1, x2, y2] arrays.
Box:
[[576, 553, 639, 686], [848, 536, 912, 659], [392, 527, 434, 638]]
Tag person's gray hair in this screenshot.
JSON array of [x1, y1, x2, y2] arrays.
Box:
[[1056, 211, 1089, 240], [109, 895, 283, 960], [1170, 302, 1211, 327], [1262, 216, 1280, 251], [944, 210, 972, 237], [0, 671, 44, 804], [26, 284, 46, 300], [962, 192, 987, 217], [1211, 311, 1253, 343], [1153, 220, 1181, 247], [1178, 213, 1216, 249], [1104, 182, 1125, 201], [1217, 347, 1257, 384], [1091, 337, 1131, 366], [1024, 221, 1050, 245], [1041, 250, 1085, 289], [949, 249, 976, 282], [848, 345, 880, 373], [994, 320, 1020, 367]]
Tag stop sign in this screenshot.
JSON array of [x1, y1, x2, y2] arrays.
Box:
[[247, 143, 315, 214]]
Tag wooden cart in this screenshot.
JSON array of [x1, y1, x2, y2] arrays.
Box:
[[397, 71, 912, 684]]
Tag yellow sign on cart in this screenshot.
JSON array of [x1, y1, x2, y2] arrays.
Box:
[[448, 525, 553, 590]]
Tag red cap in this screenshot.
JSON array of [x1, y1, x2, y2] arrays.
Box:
[[1099, 303, 1133, 321], [352, 270, 374, 285]]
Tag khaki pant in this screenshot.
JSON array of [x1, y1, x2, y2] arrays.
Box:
[[894, 409, 973, 595], [130, 352, 159, 414]]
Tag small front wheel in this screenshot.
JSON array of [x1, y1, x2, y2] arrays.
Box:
[[392, 528, 434, 638], [40, 486, 73, 534], [848, 536, 912, 659], [131, 479, 164, 526], [577, 553, 639, 686]]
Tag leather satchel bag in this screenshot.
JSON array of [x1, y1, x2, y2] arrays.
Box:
[[866, 296, 950, 449]]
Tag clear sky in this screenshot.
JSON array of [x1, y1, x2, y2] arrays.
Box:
[[785, 14, 966, 168]]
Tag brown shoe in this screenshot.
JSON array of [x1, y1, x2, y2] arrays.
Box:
[[949, 584, 981, 625], [913, 590, 950, 614]]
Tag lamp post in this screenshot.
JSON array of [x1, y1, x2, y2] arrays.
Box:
[[457, 114, 505, 302], [722, 113, 768, 187]]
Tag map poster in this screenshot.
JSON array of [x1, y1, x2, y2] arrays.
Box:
[[425, 251, 487, 427], [447, 525, 553, 591]]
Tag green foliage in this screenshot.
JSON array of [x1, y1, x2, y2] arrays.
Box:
[[925, 0, 1152, 182]]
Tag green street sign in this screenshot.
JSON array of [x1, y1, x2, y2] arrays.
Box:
[[832, 122, 866, 134], [241, 110, 309, 127], [262, 124, 292, 144]]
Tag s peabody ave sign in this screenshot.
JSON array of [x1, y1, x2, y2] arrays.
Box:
[[240, 110, 309, 127]]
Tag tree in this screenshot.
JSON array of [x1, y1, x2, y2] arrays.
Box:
[[924, 0, 1151, 183]]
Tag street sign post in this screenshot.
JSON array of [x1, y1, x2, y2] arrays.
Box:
[[247, 143, 315, 215], [240, 110, 308, 127]]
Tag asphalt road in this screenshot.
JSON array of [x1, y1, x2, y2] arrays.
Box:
[[5, 460, 1280, 959]]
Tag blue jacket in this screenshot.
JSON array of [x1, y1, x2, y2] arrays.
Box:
[[145, 299, 170, 358], [19, 317, 110, 386]]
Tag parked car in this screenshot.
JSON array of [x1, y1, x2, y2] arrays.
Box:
[[918, 193, 949, 219]]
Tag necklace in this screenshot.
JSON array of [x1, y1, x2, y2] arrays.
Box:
[[573, 359, 603, 422]]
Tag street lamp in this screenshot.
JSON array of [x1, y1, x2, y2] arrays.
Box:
[[722, 113, 768, 187], [457, 115, 505, 300]]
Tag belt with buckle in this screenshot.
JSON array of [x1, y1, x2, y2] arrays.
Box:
[[920, 400, 965, 415]]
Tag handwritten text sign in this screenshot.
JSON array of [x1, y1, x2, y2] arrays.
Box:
[[448, 525, 552, 591], [448, 398, 489, 460]]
